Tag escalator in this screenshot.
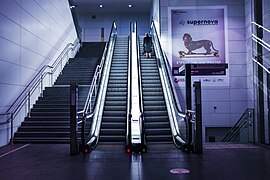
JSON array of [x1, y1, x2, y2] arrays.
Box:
[[82, 21, 187, 152], [139, 37, 172, 144], [99, 36, 129, 144], [82, 22, 131, 150], [136, 22, 188, 150]]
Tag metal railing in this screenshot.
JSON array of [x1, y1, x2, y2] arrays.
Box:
[[78, 22, 118, 148], [0, 37, 81, 144], [125, 21, 132, 149], [150, 21, 187, 149], [136, 23, 146, 150], [83, 22, 117, 149], [251, 21, 270, 75], [221, 108, 254, 142]]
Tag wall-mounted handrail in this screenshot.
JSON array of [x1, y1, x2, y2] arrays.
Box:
[[251, 22, 270, 75], [252, 34, 270, 52], [221, 108, 254, 142], [1, 37, 80, 143], [150, 21, 187, 148], [252, 57, 270, 74], [251, 21, 270, 33]]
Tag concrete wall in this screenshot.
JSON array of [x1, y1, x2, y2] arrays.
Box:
[[158, 0, 248, 141], [0, 0, 77, 146]]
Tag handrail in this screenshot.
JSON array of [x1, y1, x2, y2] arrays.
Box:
[[0, 37, 80, 143], [251, 22, 270, 75], [251, 21, 270, 33], [78, 41, 109, 116], [78, 21, 115, 118], [125, 21, 132, 149], [136, 23, 146, 149], [85, 21, 117, 148], [252, 57, 270, 74], [2, 38, 80, 123], [78, 41, 109, 147], [162, 52, 188, 141], [221, 108, 254, 142], [150, 21, 187, 148], [150, 21, 185, 118]]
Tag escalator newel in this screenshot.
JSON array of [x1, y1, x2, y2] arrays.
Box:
[[70, 82, 79, 156]]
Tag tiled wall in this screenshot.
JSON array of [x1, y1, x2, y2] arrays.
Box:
[[157, 0, 248, 141], [0, 0, 77, 146], [77, 13, 150, 42]]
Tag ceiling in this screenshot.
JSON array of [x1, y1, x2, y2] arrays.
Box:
[[72, 0, 152, 14]]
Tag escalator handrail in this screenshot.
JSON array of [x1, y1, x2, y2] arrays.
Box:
[[78, 39, 109, 147], [163, 52, 184, 114], [85, 21, 117, 148], [151, 22, 183, 115], [150, 21, 187, 147], [126, 21, 132, 148], [136, 24, 146, 147]]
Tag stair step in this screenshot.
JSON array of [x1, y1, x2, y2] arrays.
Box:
[[145, 122, 170, 128], [99, 135, 126, 142], [102, 116, 126, 122], [102, 122, 126, 128], [146, 135, 172, 142], [145, 128, 171, 135], [14, 42, 103, 144], [100, 129, 125, 135]]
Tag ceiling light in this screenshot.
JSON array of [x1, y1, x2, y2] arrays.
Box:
[[70, 5, 76, 9], [128, 4, 132, 8], [99, 4, 103, 8]]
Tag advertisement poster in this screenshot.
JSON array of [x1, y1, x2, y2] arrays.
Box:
[[168, 6, 228, 86]]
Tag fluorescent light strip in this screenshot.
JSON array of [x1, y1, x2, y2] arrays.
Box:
[[251, 22, 270, 33], [252, 35, 270, 52], [252, 34, 270, 49], [252, 58, 270, 74]]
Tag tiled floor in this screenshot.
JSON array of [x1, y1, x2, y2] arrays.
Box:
[[0, 143, 270, 180]]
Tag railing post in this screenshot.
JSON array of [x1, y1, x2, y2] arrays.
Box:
[[27, 91, 31, 117], [268, 69, 270, 143], [50, 68, 53, 86], [70, 82, 79, 155], [193, 81, 202, 154], [60, 58, 63, 75], [81, 114, 86, 150], [41, 74, 43, 97], [185, 64, 192, 150], [10, 113, 14, 145]]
